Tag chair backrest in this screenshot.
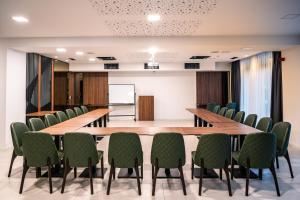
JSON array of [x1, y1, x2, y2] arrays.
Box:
[[81, 105, 89, 114], [256, 117, 273, 132], [44, 114, 59, 127], [66, 109, 76, 119], [151, 132, 186, 168], [64, 132, 99, 167], [28, 118, 46, 131], [22, 132, 59, 167], [206, 103, 218, 112], [194, 134, 231, 169], [108, 132, 143, 168], [224, 109, 235, 119], [272, 122, 291, 156], [212, 105, 221, 113], [10, 122, 29, 155], [56, 111, 68, 122], [226, 102, 237, 110], [244, 114, 257, 127], [238, 133, 276, 168], [74, 107, 83, 116], [233, 111, 245, 123], [218, 107, 228, 116]]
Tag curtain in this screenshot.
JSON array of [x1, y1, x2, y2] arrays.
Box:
[[271, 51, 283, 123], [240, 52, 273, 119], [231, 60, 241, 111]]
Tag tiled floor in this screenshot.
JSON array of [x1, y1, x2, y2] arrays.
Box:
[[1, 120, 300, 199]]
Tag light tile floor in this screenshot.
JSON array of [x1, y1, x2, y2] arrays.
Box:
[[1, 120, 300, 200]]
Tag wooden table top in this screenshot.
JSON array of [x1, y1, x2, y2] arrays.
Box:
[[41, 108, 111, 134], [186, 108, 236, 123], [26, 111, 57, 117]]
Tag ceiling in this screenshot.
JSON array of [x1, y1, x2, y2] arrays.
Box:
[[1, 0, 300, 63]]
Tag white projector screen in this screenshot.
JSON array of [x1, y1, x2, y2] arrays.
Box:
[[109, 84, 135, 104]]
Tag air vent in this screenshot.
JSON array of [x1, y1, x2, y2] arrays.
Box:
[[104, 63, 119, 69], [184, 63, 200, 69], [230, 57, 238, 60], [190, 56, 210, 59], [68, 58, 76, 61], [144, 63, 159, 69], [97, 56, 116, 61]]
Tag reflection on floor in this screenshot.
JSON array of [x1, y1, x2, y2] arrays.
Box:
[[1, 120, 300, 199]]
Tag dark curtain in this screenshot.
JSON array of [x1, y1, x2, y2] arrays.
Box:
[[231, 60, 241, 111], [26, 53, 39, 113], [271, 51, 283, 123]]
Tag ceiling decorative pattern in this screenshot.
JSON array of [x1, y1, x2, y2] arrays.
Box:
[[88, 0, 218, 15]]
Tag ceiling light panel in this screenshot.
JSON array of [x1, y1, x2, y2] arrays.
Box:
[[12, 16, 29, 23], [56, 48, 66, 52]]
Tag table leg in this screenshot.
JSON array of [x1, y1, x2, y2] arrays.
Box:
[[104, 115, 107, 127], [194, 115, 198, 127], [198, 118, 202, 127]]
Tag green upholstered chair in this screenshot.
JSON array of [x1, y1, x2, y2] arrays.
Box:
[[61, 132, 104, 195], [192, 134, 232, 196], [8, 122, 29, 177], [107, 132, 143, 195], [151, 133, 186, 196], [81, 105, 89, 114], [233, 111, 245, 123], [56, 111, 68, 122], [225, 109, 235, 119], [256, 117, 272, 132], [19, 132, 62, 194], [272, 122, 293, 178], [28, 118, 46, 131], [44, 114, 59, 127], [74, 107, 83, 116], [231, 133, 280, 196], [206, 103, 218, 112], [212, 105, 221, 113], [218, 107, 228, 116], [226, 102, 237, 110], [244, 114, 257, 127], [66, 109, 76, 119]]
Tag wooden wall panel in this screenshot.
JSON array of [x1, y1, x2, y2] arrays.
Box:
[[139, 96, 154, 121], [83, 72, 108, 105], [54, 72, 68, 106], [68, 72, 75, 105], [196, 72, 228, 107]]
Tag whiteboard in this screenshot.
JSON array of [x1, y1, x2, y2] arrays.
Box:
[[109, 84, 135, 104]]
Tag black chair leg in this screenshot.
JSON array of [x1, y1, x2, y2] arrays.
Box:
[[61, 160, 70, 193], [151, 165, 154, 179], [219, 169, 222, 180], [141, 164, 144, 179], [112, 166, 116, 180], [88, 159, 94, 195], [276, 155, 279, 169], [47, 158, 53, 194], [36, 167, 41, 178], [101, 157, 104, 179], [270, 163, 281, 196], [259, 169, 263, 180], [19, 160, 29, 194], [284, 151, 294, 178], [199, 167, 203, 196], [191, 158, 194, 179], [107, 161, 114, 195], [178, 165, 187, 195], [224, 166, 232, 196], [231, 159, 235, 180], [245, 159, 250, 196], [152, 160, 159, 196], [8, 151, 17, 177], [74, 167, 77, 178], [134, 159, 141, 195]]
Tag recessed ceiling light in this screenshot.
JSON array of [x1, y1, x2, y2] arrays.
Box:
[[147, 14, 161, 22], [76, 51, 84, 55], [12, 16, 29, 23], [65, 59, 69, 62], [89, 58, 96, 62], [56, 48, 66, 53], [54, 56, 58, 59], [148, 47, 158, 55], [244, 55, 249, 57]]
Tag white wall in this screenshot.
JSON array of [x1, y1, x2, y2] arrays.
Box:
[[0, 40, 7, 148], [282, 46, 300, 148]]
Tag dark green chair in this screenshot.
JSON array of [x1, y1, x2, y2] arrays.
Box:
[[231, 133, 280, 196], [244, 114, 257, 127], [212, 105, 221, 113], [272, 122, 293, 178], [56, 111, 68, 122], [218, 107, 228, 116], [61, 132, 104, 195], [206, 103, 218, 112], [28, 118, 46, 131], [151, 133, 186, 196], [81, 105, 89, 114], [225, 109, 235, 119], [233, 111, 245, 123], [192, 134, 232, 196], [226, 102, 237, 110], [107, 132, 143, 195], [20, 132, 62, 194], [66, 109, 76, 119], [45, 114, 59, 127], [8, 122, 29, 177], [256, 117, 272, 132], [74, 107, 83, 116]]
